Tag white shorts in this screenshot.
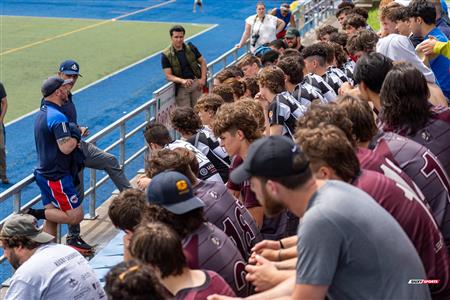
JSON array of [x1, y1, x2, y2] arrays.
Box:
[[194, 0, 202, 4]]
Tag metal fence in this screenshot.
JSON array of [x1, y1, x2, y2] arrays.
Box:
[[292, 0, 335, 36]]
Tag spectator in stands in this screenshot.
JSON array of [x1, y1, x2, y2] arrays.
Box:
[[346, 29, 379, 59], [277, 56, 325, 105], [223, 77, 246, 100], [145, 171, 250, 297], [144, 122, 223, 182], [236, 2, 285, 53], [212, 101, 263, 226], [147, 148, 262, 260], [213, 100, 298, 240], [376, 31, 447, 106], [296, 124, 450, 299], [0, 82, 8, 184], [237, 54, 261, 78], [343, 14, 368, 36], [337, 95, 450, 253], [283, 28, 304, 51], [0, 214, 105, 299], [194, 93, 224, 130], [211, 84, 235, 103], [408, 0, 450, 98], [171, 107, 230, 182], [270, 3, 296, 39], [257, 66, 307, 138], [380, 62, 450, 176], [210, 135, 431, 300], [161, 25, 207, 108], [335, 7, 353, 26], [130, 221, 235, 299], [302, 43, 344, 95], [31, 76, 86, 243], [52, 60, 131, 255], [379, 2, 402, 36], [269, 39, 287, 54], [108, 189, 147, 260], [260, 49, 280, 66], [316, 24, 339, 42], [105, 260, 169, 300], [241, 76, 259, 98], [353, 53, 392, 113], [390, 5, 412, 36]]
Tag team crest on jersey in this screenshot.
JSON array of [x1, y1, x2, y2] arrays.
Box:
[[176, 180, 189, 194], [69, 195, 78, 204], [209, 191, 218, 199], [211, 235, 220, 246], [199, 167, 208, 176]]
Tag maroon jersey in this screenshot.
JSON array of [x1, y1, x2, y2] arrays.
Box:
[[371, 132, 450, 246], [228, 156, 299, 240], [353, 170, 450, 297], [182, 222, 250, 297], [194, 180, 263, 261], [357, 148, 425, 201], [383, 107, 450, 179], [174, 270, 236, 299]]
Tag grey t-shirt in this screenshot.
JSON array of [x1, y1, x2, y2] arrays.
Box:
[[296, 180, 431, 300]]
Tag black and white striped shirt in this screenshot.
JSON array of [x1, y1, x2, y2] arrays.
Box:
[[268, 91, 308, 139], [303, 74, 337, 103], [292, 82, 325, 105], [342, 59, 355, 81], [328, 66, 353, 85], [323, 70, 344, 95], [187, 127, 231, 182]]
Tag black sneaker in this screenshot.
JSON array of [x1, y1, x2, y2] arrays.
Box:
[[67, 236, 94, 256]]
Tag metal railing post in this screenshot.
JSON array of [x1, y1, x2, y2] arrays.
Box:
[[120, 124, 126, 167], [13, 193, 21, 213], [56, 223, 61, 243]]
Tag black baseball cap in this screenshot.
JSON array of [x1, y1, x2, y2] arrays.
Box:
[[230, 136, 309, 184], [147, 171, 205, 214], [285, 28, 300, 39], [41, 76, 73, 97], [59, 60, 82, 76]]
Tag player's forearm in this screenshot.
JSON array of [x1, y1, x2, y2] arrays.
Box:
[[165, 73, 186, 85], [281, 235, 297, 248], [246, 276, 295, 300], [275, 257, 297, 270]]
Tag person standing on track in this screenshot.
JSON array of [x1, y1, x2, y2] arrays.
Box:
[[161, 25, 207, 108], [270, 3, 296, 39], [0, 81, 9, 184], [193, 0, 203, 13]]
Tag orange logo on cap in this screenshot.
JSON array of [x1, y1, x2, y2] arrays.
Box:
[[176, 180, 188, 194]]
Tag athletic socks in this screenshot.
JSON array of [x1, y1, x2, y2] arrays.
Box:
[[27, 208, 46, 220]]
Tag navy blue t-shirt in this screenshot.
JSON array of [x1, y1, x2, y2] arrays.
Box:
[[34, 101, 73, 180], [40, 93, 77, 123]]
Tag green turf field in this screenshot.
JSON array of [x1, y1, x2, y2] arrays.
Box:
[[368, 8, 380, 32], [0, 16, 210, 122]]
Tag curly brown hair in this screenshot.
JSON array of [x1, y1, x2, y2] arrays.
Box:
[[295, 102, 355, 147], [346, 29, 379, 55], [380, 2, 402, 20], [170, 107, 202, 136], [241, 76, 259, 98], [328, 32, 349, 48], [343, 14, 367, 30], [146, 148, 197, 183], [330, 42, 348, 68], [212, 102, 262, 142], [215, 68, 236, 84], [235, 98, 266, 134], [336, 95, 378, 143], [194, 94, 224, 114], [256, 66, 285, 94], [237, 54, 261, 69], [130, 222, 186, 278], [223, 77, 246, 99], [211, 84, 235, 103], [104, 259, 169, 300], [277, 56, 304, 84], [296, 124, 360, 182], [316, 25, 339, 41], [108, 189, 148, 231]]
